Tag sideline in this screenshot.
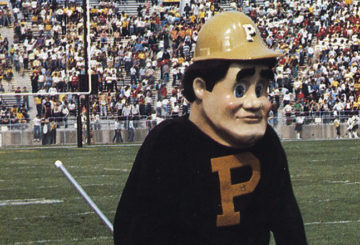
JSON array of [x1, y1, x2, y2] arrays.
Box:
[[0, 143, 142, 151], [0, 138, 360, 151], [1, 138, 358, 151], [0, 198, 63, 206], [281, 137, 360, 142], [12, 236, 113, 245]]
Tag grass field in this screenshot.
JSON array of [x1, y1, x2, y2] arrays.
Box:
[[0, 140, 359, 245]]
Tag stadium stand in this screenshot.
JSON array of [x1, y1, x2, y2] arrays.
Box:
[[0, 0, 360, 141]]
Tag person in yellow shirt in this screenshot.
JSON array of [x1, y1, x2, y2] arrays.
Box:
[[122, 19, 129, 36], [138, 51, 146, 67], [178, 27, 186, 41], [353, 100, 359, 110], [331, 80, 339, 88], [138, 51, 146, 60], [177, 56, 184, 64], [199, 10, 206, 23], [16, 111, 27, 124], [189, 14, 196, 23], [91, 21, 97, 30], [45, 23, 52, 37], [32, 15, 38, 23], [170, 28, 178, 41], [308, 6, 313, 13], [185, 27, 193, 37], [90, 8, 98, 17], [34, 96, 43, 116], [103, 8, 109, 16], [354, 82, 360, 92], [10, 105, 18, 114], [9, 45, 15, 56]]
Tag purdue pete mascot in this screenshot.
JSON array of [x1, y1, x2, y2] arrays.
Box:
[[114, 12, 308, 245]]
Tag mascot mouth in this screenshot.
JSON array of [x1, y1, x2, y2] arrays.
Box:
[[236, 114, 262, 123]]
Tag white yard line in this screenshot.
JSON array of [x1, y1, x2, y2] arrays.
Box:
[[0, 182, 118, 191], [1, 195, 118, 206], [69, 195, 119, 200], [77, 175, 112, 178], [310, 157, 359, 162], [306, 199, 331, 203], [0, 198, 63, 206], [37, 185, 61, 189], [326, 180, 360, 185], [13, 211, 116, 220], [305, 220, 360, 226], [104, 168, 129, 172], [2, 166, 39, 170], [13, 236, 113, 245]]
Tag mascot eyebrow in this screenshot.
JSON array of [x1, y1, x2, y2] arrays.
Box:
[[260, 69, 274, 81], [236, 68, 274, 82], [236, 68, 255, 82]]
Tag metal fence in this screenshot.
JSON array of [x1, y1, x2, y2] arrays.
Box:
[[0, 113, 359, 147], [276, 111, 358, 127], [0, 113, 358, 130], [0, 115, 158, 131]]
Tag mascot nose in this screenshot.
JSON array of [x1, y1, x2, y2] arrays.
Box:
[[243, 92, 262, 110]]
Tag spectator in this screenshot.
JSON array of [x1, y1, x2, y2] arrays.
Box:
[[49, 119, 57, 144], [22, 86, 29, 110], [32, 114, 41, 142], [295, 112, 305, 139], [113, 118, 123, 143], [14, 86, 21, 109], [127, 119, 134, 142], [333, 117, 341, 139], [41, 118, 50, 145]]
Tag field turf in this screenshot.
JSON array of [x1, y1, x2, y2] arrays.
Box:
[[0, 140, 359, 245]]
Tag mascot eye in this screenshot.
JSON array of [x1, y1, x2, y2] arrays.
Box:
[[234, 84, 247, 98], [255, 83, 264, 97]]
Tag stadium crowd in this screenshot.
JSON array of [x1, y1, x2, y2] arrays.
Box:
[[0, 0, 360, 133]]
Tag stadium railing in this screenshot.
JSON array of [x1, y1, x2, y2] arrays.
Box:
[[0, 113, 359, 147]]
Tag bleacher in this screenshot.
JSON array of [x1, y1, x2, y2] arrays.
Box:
[[55, 0, 140, 15], [0, 96, 18, 108]]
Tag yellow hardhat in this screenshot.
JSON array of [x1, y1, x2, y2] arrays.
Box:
[[194, 11, 281, 61]]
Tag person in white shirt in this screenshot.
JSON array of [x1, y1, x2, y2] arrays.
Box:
[[156, 99, 162, 117], [113, 118, 123, 143], [32, 114, 42, 142], [127, 120, 135, 142]]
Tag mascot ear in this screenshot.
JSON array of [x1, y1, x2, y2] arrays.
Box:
[[193, 77, 207, 100]]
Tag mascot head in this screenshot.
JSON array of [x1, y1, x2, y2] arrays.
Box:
[[182, 12, 281, 148]]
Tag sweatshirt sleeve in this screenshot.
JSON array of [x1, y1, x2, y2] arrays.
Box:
[[113, 128, 182, 245], [265, 126, 308, 245]]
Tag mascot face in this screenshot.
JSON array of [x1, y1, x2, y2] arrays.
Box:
[[194, 62, 273, 148]]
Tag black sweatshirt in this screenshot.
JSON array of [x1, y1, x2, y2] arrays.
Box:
[[114, 116, 307, 245]]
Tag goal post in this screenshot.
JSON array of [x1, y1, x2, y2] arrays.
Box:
[[0, 0, 95, 97], [0, 0, 95, 147]]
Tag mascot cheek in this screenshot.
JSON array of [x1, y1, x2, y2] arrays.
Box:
[[262, 99, 272, 115], [223, 95, 243, 112]]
